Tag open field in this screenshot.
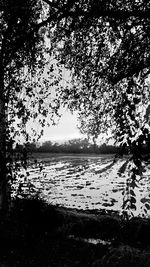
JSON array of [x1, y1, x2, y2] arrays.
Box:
[[12, 153, 150, 217], [6, 154, 150, 266]]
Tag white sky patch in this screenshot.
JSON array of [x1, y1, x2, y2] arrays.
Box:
[[40, 109, 85, 142]]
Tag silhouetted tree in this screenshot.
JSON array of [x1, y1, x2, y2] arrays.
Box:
[[1, 0, 150, 216], [48, 0, 150, 216], [0, 0, 64, 213]]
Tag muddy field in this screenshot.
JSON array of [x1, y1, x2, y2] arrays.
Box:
[[12, 153, 150, 216]]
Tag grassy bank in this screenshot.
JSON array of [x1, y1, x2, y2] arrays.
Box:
[[0, 198, 150, 266]]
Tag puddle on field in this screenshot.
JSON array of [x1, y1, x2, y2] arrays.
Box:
[[11, 155, 150, 216]]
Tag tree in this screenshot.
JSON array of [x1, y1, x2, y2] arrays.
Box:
[[47, 0, 150, 216], [1, 0, 150, 216], [0, 0, 97, 213], [0, 0, 43, 212], [0, 0, 65, 213]]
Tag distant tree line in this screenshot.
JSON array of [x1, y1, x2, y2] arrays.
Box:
[[15, 138, 120, 154]]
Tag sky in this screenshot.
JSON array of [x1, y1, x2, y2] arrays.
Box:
[[38, 58, 85, 142], [40, 109, 84, 142], [40, 108, 112, 144]]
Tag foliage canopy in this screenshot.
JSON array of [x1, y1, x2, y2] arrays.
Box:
[[44, 0, 150, 216], [1, 0, 150, 215], [47, 0, 150, 147]]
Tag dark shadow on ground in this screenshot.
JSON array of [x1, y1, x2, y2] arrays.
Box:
[[0, 198, 150, 266]]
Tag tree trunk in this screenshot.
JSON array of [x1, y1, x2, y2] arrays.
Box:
[[0, 71, 8, 214]]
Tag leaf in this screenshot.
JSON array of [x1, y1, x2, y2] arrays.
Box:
[[130, 189, 136, 197], [130, 204, 136, 210], [145, 203, 150, 210], [130, 196, 136, 204]]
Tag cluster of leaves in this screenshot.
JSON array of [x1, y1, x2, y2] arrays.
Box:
[[1, 0, 150, 215], [10, 148, 45, 201], [0, 0, 67, 211], [46, 0, 150, 216]]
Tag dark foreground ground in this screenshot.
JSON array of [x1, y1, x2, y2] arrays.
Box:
[[0, 198, 150, 267]]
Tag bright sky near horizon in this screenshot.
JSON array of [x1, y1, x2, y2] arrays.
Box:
[[40, 109, 84, 142], [40, 109, 112, 144]]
